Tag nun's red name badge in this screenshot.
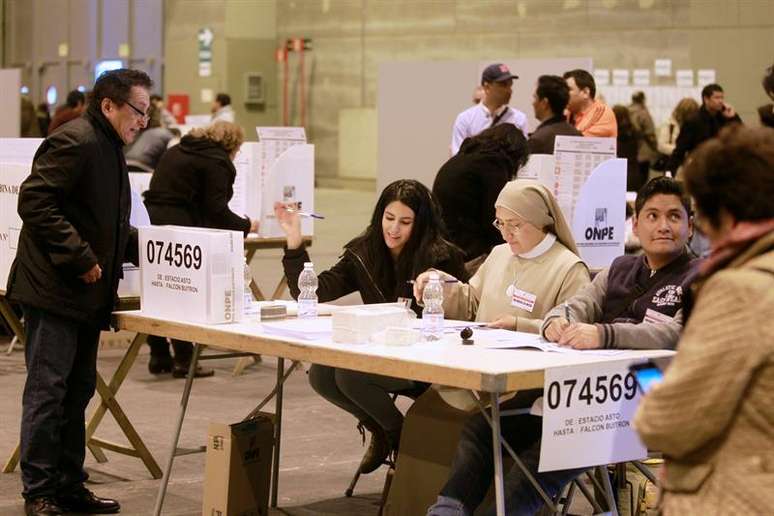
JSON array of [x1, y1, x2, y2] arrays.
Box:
[[511, 288, 537, 312]]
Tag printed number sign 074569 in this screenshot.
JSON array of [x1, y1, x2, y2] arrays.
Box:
[[145, 240, 203, 270], [546, 372, 637, 410]]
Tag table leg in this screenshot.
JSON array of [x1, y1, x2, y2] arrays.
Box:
[[270, 357, 285, 508], [599, 465, 619, 516], [0, 297, 25, 347], [153, 343, 202, 516], [490, 392, 506, 516], [271, 275, 289, 300]]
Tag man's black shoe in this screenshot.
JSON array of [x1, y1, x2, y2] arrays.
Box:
[[56, 488, 120, 514], [24, 497, 63, 516]]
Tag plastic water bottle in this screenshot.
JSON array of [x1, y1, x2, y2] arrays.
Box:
[[297, 262, 319, 318], [421, 272, 444, 341]]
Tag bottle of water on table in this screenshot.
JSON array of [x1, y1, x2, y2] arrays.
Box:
[[422, 272, 444, 341], [298, 262, 318, 319]]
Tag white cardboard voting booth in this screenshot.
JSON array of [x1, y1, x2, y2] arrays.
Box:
[[231, 127, 314, 238], [0, 138, 43, 288], [139, 226, 245, 324], [520, 137, 626, 270]]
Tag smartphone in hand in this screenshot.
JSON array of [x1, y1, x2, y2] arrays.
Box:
[[629, 359, 669, 394]]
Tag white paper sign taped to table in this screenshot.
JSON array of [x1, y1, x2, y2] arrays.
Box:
[[139, 225, 245, 324], [538, 359, 647, 472]]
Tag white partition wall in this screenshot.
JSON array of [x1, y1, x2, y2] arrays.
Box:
[[378, 58, 593, 191], [0, 70, 22, 138]]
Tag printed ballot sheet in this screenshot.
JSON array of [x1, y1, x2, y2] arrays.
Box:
[[553, 136, 617, 223], [552, 136, 625, 269], [230, 128, 314, 237]]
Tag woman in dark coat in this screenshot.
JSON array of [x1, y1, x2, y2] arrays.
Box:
[[143, 121, 259, 377], [432, 123, 529, 265], [274, 179, 469, 476]]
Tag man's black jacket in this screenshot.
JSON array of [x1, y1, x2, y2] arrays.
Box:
[[6, 110, 138, 328]]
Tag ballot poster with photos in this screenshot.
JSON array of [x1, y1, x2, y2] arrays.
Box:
[[552, 136, 625, 270], [0, 138, 42, 289], [230, 127, 314, 238]]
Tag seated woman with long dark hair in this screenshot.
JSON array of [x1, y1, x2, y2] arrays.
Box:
[[273, 179, 468, 475]]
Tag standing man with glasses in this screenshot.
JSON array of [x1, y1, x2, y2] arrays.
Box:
[[6, 69, 152, 516]]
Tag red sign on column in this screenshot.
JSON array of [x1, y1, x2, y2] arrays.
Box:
[[167, 94, 190, 125]]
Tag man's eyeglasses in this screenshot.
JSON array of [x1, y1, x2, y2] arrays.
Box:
[[124, 100, 149, 122], [492, 218, 524, 234]]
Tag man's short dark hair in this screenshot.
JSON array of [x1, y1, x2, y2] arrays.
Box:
[[88, 69, 153, 116], [701, 83, 723, 99], [563, 69, 596, 99], [215, 93, 231, 107], [684, 126, 774, 227], [635, 176, 691, 217], [763, 63, 774, 97], [536, 75, 570, 116], [66, 90, 85, 108], [631, 91, 645, 104], [150, 94, 163, 103]]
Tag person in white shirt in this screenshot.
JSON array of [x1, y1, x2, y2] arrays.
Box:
[[211, 92, 235, 123], [451, 63, 528, 155]]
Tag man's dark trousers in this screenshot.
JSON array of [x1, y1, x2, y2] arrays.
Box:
[[20, 305, 100, 500]]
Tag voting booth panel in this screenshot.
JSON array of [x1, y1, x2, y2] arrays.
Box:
[[0, 163, 28, 289], [139, 226, 245, 324], [232, 128, 315, 239], [0, 138, 43, 289]]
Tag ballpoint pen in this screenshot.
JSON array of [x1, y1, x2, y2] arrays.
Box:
[[564, 301, 572, 323]]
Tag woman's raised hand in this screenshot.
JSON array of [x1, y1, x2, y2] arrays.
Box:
[[273, 202, 302, 249]]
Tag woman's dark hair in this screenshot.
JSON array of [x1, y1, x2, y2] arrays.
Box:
[[460, 123, 529, 175], [683, 126, 774, 227], [357, 179, 455, 287], [88, 68, 153, 117]]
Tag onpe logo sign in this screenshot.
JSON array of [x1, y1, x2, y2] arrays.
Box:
[[585, 208, 614, 240]]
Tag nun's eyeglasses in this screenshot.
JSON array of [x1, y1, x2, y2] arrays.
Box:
[[492, 218, 524, 234]]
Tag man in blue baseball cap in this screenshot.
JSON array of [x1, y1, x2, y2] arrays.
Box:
[[451, 63, 528, 155]]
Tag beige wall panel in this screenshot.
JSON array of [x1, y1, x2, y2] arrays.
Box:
[[687, 0, 740, 26], [4, 1, 34, 65], [362, 34, 520, 106], [586, 0, 675, 29], [738, 0, 774, 25], [225, 37, 279, 134], [277, 0, 363, 39], [303, 36, 363, 177], [455, 0, 594, 33], [68, 0, 98, 60], [363, 0, 456, 35], [226, 0, 277, 39], [689, 27, 773, 124], [34, 0, 69, 61], [164, 0, 227, 116], [338, 108, 377, 179], [101, 0, 129, 58]]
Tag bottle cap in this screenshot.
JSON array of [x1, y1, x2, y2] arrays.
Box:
[[304, 262, 314, 268]]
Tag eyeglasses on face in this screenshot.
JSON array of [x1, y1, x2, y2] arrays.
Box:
[[123, 100, 150, 121], [492, 218, 524, 234]]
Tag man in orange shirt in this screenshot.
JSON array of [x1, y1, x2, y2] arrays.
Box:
[[563, 69, 617, 137]]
